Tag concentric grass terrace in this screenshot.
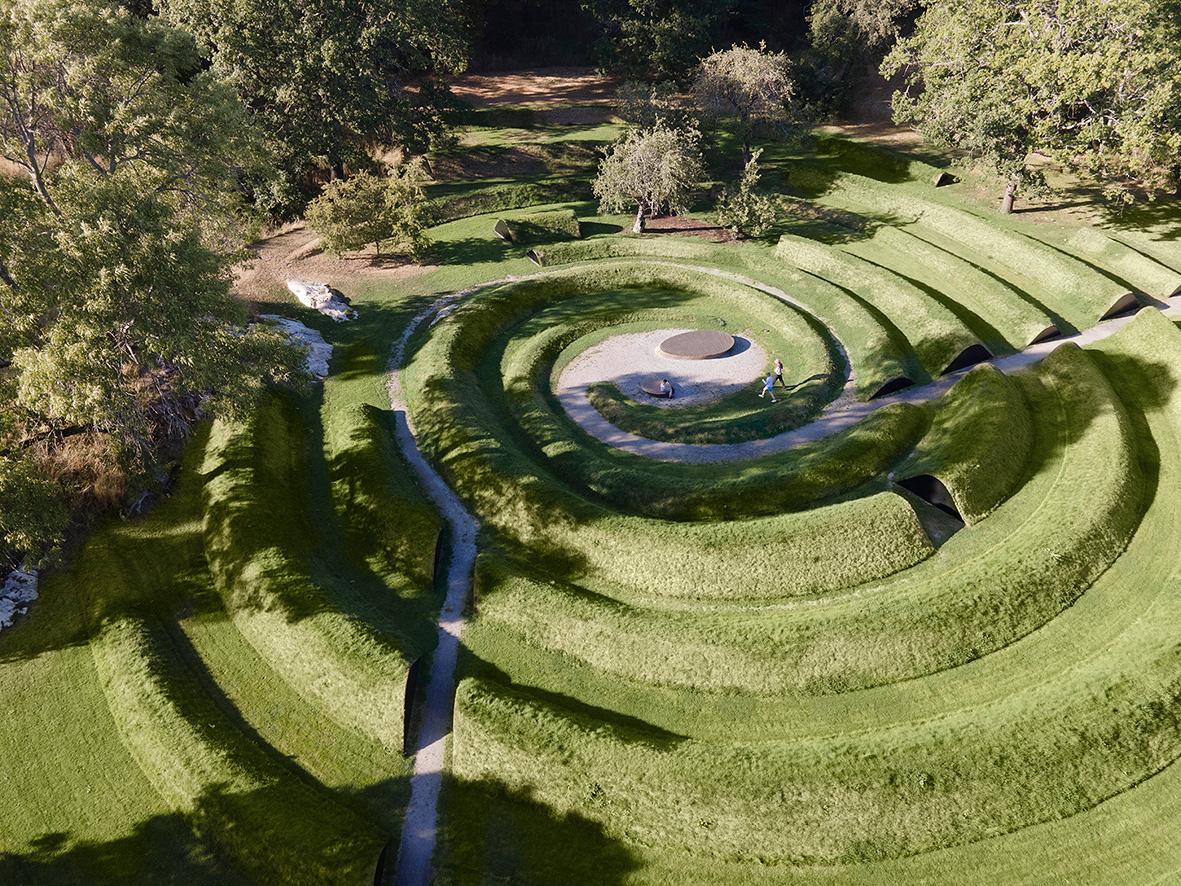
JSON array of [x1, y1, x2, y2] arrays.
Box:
[[7, 125, 1181, 885]]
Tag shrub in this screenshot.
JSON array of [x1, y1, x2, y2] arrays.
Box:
[[306, 163, 430, 257]]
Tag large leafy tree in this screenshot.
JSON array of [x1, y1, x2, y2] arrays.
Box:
[[0, 0, 261, 229], [0, 0, 302, 563], [694, 43, 797, 166], [582, 0, 736, 83], [593, 124, 704, 233], [806, 0, 916, 106], [160, 0, 470, 215], [885, 0, 1181, 212]]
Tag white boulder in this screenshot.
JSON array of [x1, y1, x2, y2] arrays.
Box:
[[260, 315, 333, 379], [286, 279, 357, 321], [0, 568, 38, 631]]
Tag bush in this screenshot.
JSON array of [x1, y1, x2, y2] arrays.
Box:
[[0, 455, 68, 566], [715, 148, 779, 239], [306, 164, 430, 257]]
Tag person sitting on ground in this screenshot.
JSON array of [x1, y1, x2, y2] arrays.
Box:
[[773, 357, 786, 388], [759, 374, 777, 403], [659, 378, 675, 399]]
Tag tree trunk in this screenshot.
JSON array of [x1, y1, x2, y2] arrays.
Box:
[[741, 140, 752, 168], [632, 204, 646, 234], [1000, 178, 1018, 214]]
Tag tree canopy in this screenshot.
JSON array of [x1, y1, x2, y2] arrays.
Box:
[[694, 43, 797, 165], [0, 0, 261, 232], [885, 0, 1181, 211], [593, 124, 704, 232], [583, 0, 737, 83], [306, 164, 431, 258], [160, 0, 470, 215]]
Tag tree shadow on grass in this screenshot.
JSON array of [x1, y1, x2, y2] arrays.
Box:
[[435, 774, 641, 886]]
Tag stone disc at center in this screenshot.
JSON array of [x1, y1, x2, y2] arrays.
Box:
[[659, 330, 735, 360]]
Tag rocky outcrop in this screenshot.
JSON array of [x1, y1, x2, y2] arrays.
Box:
[[286, 279, 357, 321], [260, 315, 333, 379], [0, 568, 38, 631]]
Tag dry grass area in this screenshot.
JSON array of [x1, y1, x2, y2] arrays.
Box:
[[232, 222, 433, 305]]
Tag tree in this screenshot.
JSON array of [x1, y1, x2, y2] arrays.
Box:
[[2, 169, 304, 467], [694, 43, 797, 166], [885, 0, 1181, 212], [160, 0, 470, 216], [306, 164, 431, 258], [582, 0, 736, 83], [593, 124, 704, 233], [805, 0, 917, 108], [617, 80, 698, 130], [0, 0, 262, 228], [715, 149, 778, 239], [0, 455, 68, 568]]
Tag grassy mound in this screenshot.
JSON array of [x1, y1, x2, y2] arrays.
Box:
[[898, 364, 1035, 523], [498, 208, 582, 244]]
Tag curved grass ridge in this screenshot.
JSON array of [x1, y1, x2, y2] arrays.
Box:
[[444, 311, 1181, 882], [510, 271, 844, 445], [201, 396, 414, 752], [898, 364, 1035, 524], [90, 616, 382, 885], [535, 238, 922, 397], [404, 262, 937, 601], [840, 225, 1057, 350], [500, 308, 925, 519], [792, 168, 1134, 328], [325, 401, 441, 591], [467, 343, 1146, 697], [775, 233, 985, 377]]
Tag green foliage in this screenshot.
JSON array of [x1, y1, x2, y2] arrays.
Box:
[[500, 209, 582, 245], [593, 124, 703, 230], [0, 0, 261, 227], [803, 0, 917, 109], [160, 0, 469, 215], [694, 42, 797, 164], [714, 148, 778, 238], [898, 364, 1035, 524], [885, 0, 1181, 208], [617, 80, 698, 130], [581, 0, 736, 83], [2, 170, 304, 466], [306, 165, 431, 258], [0, 456, 68, 566]]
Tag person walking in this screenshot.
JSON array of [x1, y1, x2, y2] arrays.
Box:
[[759, 374, 777, 403], [773, 357, 786, 388]]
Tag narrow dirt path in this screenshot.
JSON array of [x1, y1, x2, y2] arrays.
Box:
[[387, 294, 480, 886]]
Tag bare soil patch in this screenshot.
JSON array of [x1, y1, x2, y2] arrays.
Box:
[[646, 216, 734, 243], [450, 67, 619, 108], [233, 222, 433, 305]]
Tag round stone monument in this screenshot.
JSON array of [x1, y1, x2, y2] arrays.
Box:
[[658, 329, 735, 360]]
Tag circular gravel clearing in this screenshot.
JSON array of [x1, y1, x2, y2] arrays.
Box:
[[558, 328, 767, 408]]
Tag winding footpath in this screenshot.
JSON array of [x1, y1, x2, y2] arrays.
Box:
[[387, 293, 480, 886], [386, 265, 1181, 882]]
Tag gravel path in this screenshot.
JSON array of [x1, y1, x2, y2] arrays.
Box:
[[558, 299, 1181, 463], [387, 292, 480, 886]]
